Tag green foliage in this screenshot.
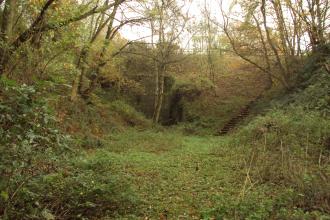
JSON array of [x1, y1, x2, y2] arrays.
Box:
[[203, 187, 329, 219], [236, 107, 329, 148], [0, 1, 329, 218], [298, 44, 330, 82], [109, 100, 151, 128], [6, 154, 138, 219], [0, 80, 137, 219], [0, 79, 69, 149], [202, 189, 274, 220], [199, 55, 330, 219], [179, 95, 246, 135], [229, 106, 330, 215], [293, 69, 330, 115], [0, 80, 69, 217]]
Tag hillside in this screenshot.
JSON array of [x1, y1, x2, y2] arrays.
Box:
[[0, 0, 329, 219], [1, 48, 329, 219]]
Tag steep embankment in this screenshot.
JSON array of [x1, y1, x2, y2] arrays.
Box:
[[1, 50, 328, 219], [176, 69, 268, 134], [94, 51, 330, 219], [85, 105, 329, 219], [68, 50, 329, 219]]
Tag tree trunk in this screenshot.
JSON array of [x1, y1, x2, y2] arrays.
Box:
[[70, 47, 89, 101], [1, 0, 16, 42], [252, 15, 273, 90], [205, 1, 215, 83], [71, 0, 116, 101], [153, 63, 159, 116], [153, 65, 165, 124], [80, 2, 120, 99], [71, 72, 81, 101], [0, 0, 17, 76], [261, 0, 290, 89]]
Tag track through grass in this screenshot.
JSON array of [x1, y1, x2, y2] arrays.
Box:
[[83, 130, 248, 219]]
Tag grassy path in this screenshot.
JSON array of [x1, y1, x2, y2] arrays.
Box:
[[84, 130, 248, 219]]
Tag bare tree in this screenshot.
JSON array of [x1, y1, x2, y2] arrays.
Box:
[[203, 0, 216, 82], [149, 0, 190, 123], [217, 0, 322, 90], [286, 0, 330, 51]]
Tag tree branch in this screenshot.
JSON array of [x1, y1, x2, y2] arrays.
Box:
[[12, 0, 125, 50]]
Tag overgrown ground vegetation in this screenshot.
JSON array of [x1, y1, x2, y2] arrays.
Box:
[[1, 53, 329, 219], [0, 0, 330, 219]]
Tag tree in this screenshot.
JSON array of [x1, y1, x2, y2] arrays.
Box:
[[147, 0, 190, 123], [202, 0, 218, 82], [0, 0, 124, 76], [286, 0, 330, 51], [71, 0, 145, 101], [71, 0, 123, 101], [122, 0, 190, 123], [0, 0, 17, 42], [217, 0, 329, 90]]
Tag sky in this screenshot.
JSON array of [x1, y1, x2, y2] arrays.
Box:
[[119, 0, 232, 45]]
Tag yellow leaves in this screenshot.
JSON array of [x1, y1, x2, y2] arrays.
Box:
[[29, 0, 43, 4], [0, 191, 9, 201]]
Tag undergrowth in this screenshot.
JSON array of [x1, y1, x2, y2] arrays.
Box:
[[0, 49, 329, 219], [0, 80, 139, 219]]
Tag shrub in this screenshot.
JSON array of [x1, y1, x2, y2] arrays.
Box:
[[231, 107, 330, 214], [109, 100, 151, 128], [0, 80, 138, 219], [0, 80, 70, 217], [5, 154, 138, 219]]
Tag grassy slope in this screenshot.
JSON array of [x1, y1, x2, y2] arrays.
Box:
[[83, 130, 243, 219], [68, 60, 329, 219], [81, 119, 329, 219], [79, 63, 330, 219], [82, 128, 327, 220], [176, 70, 268, 135], [2, 43, 328, 220]]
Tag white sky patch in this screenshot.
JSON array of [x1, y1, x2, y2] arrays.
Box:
[[119, 0, 233, 46]]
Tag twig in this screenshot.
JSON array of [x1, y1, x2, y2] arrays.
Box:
[[239, 151, 255, 199]]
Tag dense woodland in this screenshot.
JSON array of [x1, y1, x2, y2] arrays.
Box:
[[0, 0, 329, 219]]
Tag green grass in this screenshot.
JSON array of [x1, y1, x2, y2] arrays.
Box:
[[81, 130, 240, 219], [3, 57, 329, 219], [76, 112, 330, 219], [75, 130, 278, 219]]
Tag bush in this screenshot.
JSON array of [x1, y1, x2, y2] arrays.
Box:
[[0, 80, 70, 217], [231, 107, 330, 214], [109, 100, 151, 128], [0, 80, 138, 219], [5, 153, 138, 219]]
